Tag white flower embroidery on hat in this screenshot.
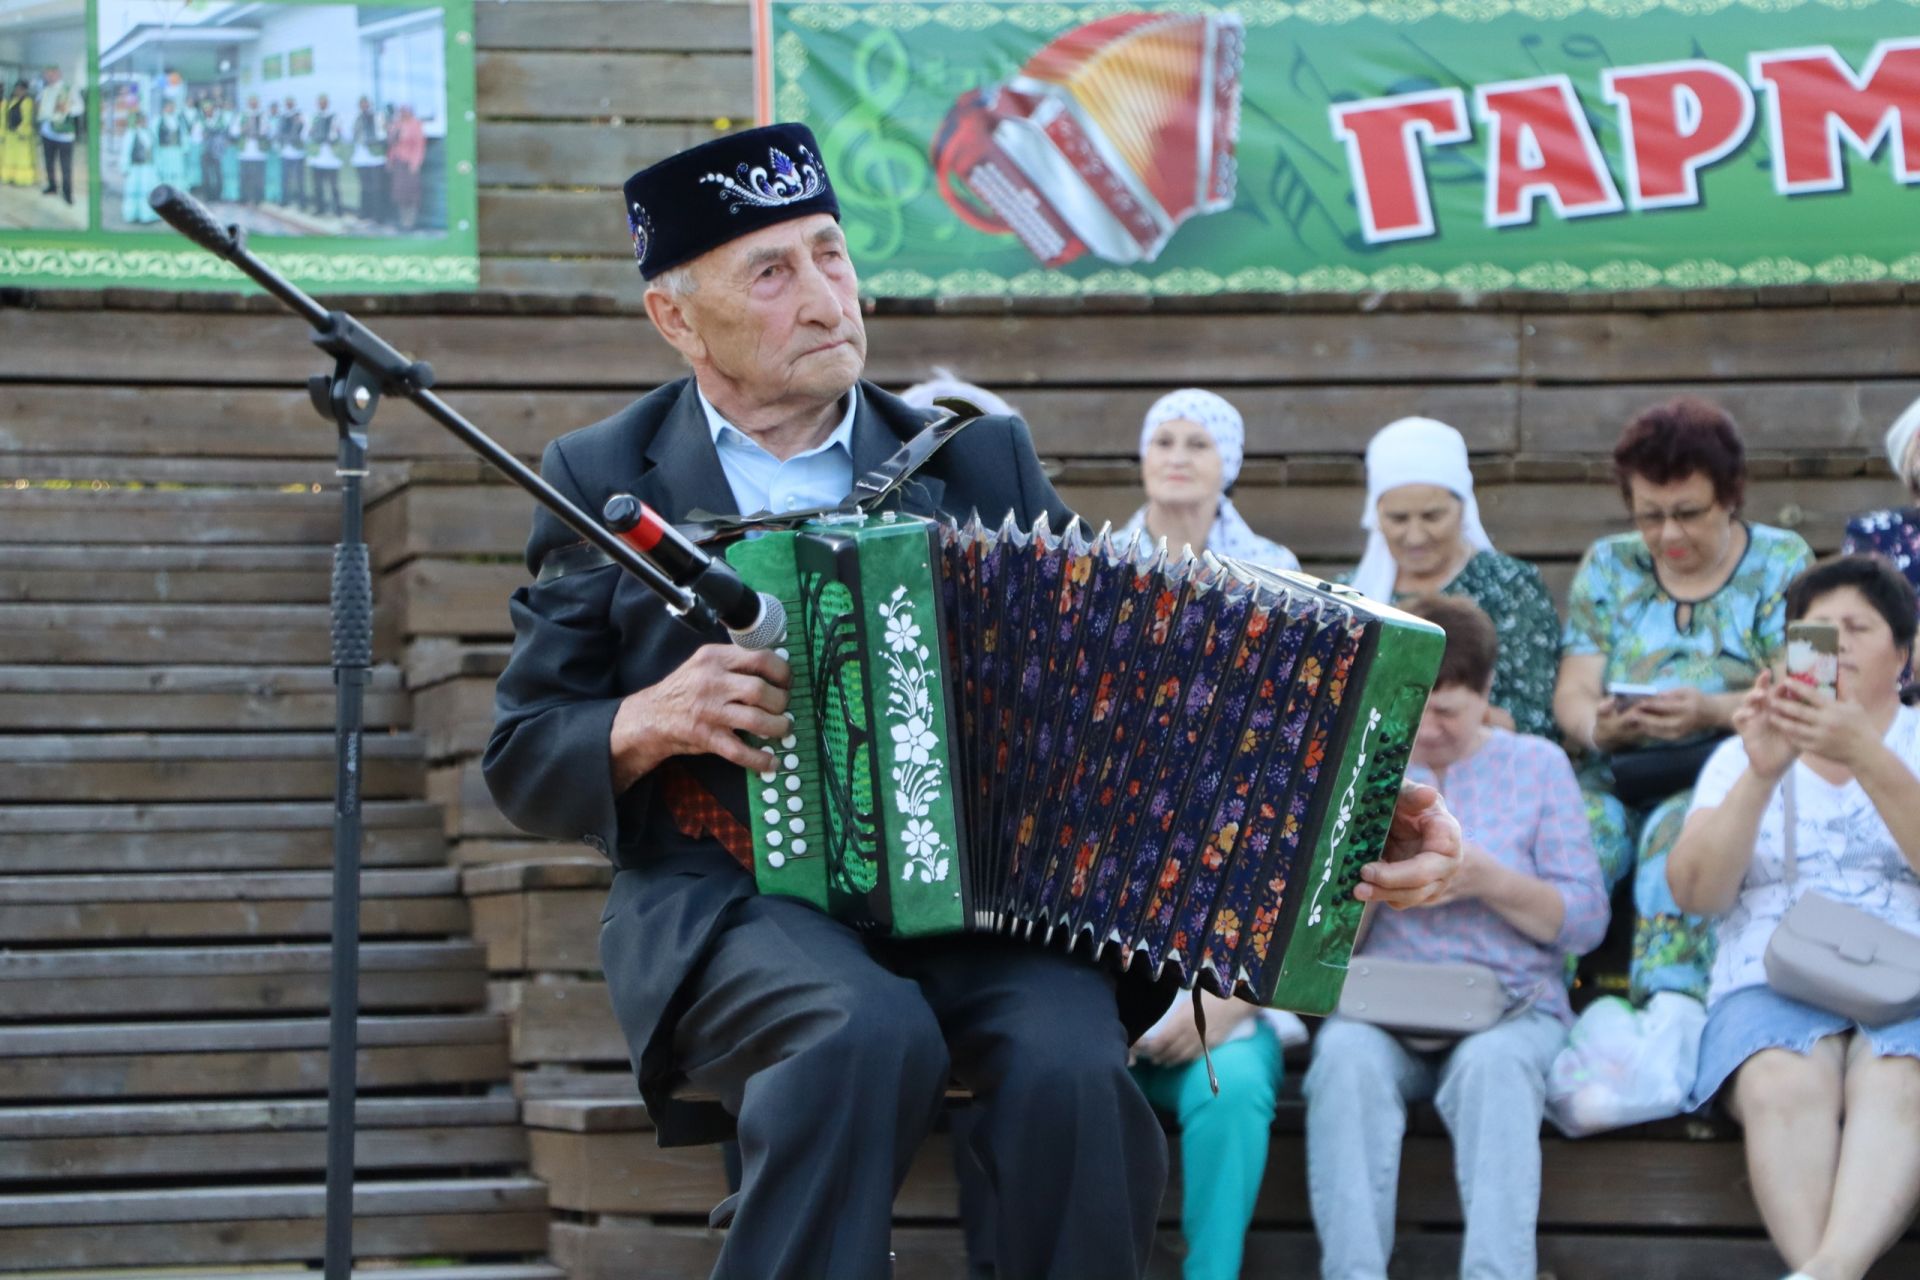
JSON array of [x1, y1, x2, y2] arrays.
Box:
[[702, 145, 825, 213]]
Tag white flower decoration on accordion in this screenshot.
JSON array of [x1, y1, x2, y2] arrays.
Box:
[[702, 144, 825, 214], [878, 584, 949, 885]]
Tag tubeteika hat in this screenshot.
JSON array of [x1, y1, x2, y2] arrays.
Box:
[[623, 122, 840, 279]]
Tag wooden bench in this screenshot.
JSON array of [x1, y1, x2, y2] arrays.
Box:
[[528, 1090, 1920, 1280]]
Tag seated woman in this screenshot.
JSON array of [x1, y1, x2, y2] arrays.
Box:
[[1843, 395, 1920, 592], [1349, 416, 1561, 738], [1667, 555, 1920, 1280], [1554, 396, 1813, 1003], [1119, 388, 1299, 570], [1116, 388, 1305, 1280], [1305, 594, 1607, 1280]]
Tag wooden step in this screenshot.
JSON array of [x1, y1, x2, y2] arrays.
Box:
[[0, 544, 332, 604], [0, 604, 334, 664], [11, 1268, 564, 1280], [0, 870, 466, 943], [0, 941, 487, 1019], [466, 859, 609, 973], [21, 1268, 566, 1280], [0, 734, 425, 804], [0, 1178, 549, 1271], [0, 802, 446, 873], [0, 488, 340, 546], [0, 1097, 525, 1182], [0, 666, 408, 732], [0, 1014, 509, 1101]]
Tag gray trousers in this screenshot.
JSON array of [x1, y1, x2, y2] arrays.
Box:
[[1302, 1011, 1567, 1280], [671, 891, 1167, 1280]]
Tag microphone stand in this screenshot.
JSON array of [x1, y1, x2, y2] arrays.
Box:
[[144, 185, 713, 1280]]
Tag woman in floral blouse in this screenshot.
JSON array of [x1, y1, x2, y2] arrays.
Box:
[[1347, 416, 1562, 739], [1842, 396, 1920, 608], [1554, 397, 1813, 1004]]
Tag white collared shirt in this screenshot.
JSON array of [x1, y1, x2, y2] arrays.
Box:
[[697, 384, 857, 517]]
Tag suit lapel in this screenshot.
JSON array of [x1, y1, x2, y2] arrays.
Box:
[[635, 381, 739, 522]]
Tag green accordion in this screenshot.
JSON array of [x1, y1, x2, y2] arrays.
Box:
[[724, 512, 1443, 1014]]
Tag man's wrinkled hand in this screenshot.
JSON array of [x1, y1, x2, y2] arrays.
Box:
[[609, 644, 791, 790]]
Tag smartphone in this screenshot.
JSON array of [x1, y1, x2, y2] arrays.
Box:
[[1606, 681, 1662, 708], [1786, 621, 1840, 696]]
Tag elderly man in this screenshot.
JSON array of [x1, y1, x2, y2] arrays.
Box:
[[484, 123, 1462, 1280]]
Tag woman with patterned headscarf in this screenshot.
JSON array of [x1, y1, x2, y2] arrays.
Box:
[[1347, 416, 1562, 739], [1843, 396, 1920, 602], [1119, 388, 1299, 571]]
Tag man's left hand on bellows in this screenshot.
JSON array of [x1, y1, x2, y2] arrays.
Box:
[[1354, 781, 1463, 909]]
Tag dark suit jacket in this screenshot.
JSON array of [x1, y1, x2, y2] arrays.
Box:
[[484, 376, 1169, 1143]]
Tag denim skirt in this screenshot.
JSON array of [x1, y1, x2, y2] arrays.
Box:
[[1691, 982, 1920, 1109]]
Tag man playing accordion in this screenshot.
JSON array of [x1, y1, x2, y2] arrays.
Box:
[[484, 123, 1464, 1280]]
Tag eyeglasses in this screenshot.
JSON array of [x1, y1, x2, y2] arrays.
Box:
[[1630, 505, 1719, 533]]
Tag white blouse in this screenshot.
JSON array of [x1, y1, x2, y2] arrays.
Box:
[[1689, 705, 1920, 1006]]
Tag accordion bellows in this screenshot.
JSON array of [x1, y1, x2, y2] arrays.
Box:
[[725, 513, 1443, 1014], [932, 12, 1244, 267]]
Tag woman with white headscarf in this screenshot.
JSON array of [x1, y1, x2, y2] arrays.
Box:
[[1117, 390, 1302, 1280], [1119, 388, 1299, 571], [1347, 416, 1561, 739], [1842, 396, 1920, 599]]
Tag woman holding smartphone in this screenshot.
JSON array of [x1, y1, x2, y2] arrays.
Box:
[[1666, 555, 1920, 1280], [1553, 397, 1812, 1004]]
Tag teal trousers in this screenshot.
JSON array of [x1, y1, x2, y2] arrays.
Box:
[[1131, 1022, 1284, 1280]]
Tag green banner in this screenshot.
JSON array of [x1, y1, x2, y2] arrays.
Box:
[[2, 0, 477, 292], [756, 0, 1920, 297]]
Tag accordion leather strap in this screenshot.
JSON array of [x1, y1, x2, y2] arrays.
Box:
[[659, 762, 754, 872], [534, 403, 986, 584]]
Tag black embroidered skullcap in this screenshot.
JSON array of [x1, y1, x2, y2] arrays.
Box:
[[623, 123, 840, 279]]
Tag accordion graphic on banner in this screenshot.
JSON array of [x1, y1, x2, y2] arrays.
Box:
[[724, 513, 1443, 1015], [930, 11, 1245, 267]]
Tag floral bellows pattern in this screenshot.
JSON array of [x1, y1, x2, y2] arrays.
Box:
[[620, 122, 840, 279], [723, 512, 1445, 1014]]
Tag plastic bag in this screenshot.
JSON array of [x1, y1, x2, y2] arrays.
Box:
[[1544, 991, 1707, 1137]]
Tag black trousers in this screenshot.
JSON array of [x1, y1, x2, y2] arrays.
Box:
[[310, 165, 341, 215], [663, 893, 1167, 1280], [282, 156, 305, 208], [40, 137, 70, 201], [239, 158, 264, 205]]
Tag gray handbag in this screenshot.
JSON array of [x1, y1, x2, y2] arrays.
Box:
[[1762, 772, 1920, 1026], [1337, 955, 1510, 1039]]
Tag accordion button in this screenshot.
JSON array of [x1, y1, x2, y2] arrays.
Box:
[[785, 776, 802, 792], [784, 754, 800, 769], [768, 851, 786, 868], [766, 830, 783, 847], [776, 647, 790, 660], [764, 809, 781, 825], [789, 818, 805, 834], [781, 735, 798, 749], [787, 797, 803, 812], [762, 788, 778, 804], [792, 839, 808, 855], [759, 771, 777, 783]]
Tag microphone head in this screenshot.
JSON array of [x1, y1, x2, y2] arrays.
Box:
[[728, 592, 788, 651]]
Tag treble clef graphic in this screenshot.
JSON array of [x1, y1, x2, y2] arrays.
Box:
[[821, 28, 929, 262]]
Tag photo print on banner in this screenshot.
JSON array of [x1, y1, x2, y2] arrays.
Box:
[[1, 0, 477, 291]]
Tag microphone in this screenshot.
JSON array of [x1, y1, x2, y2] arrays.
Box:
[[603, 495, 787, 650], [149, 184, 243, 260]]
